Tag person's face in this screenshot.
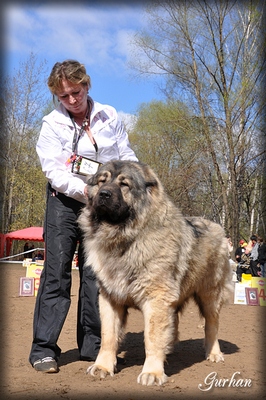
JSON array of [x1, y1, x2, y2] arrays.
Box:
[[56, 79, 88, 117]]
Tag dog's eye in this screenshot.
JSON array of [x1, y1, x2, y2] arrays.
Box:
[[98, 172, 110, 186], [98, 178, 106, 186]]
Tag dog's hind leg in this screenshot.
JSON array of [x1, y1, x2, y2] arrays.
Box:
[[87, 293, 127, 378], [194, 292, 224, 363]]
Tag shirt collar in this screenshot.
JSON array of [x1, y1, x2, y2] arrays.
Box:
[[49, 96, 112, 127]]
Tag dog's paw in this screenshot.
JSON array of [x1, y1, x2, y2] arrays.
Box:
[[86, 364, 115, 379], [207, 352, 224, 363], [137, 372, 168, 386]]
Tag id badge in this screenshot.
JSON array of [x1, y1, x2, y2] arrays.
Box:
[[71, 155, 102, 176]]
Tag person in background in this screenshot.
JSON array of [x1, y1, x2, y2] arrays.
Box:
[[23, 242, 29, 258], [28, 244, 35, 259], [245, 235, 260, 277], [236, 242, 251, 281], [257, 236, 266, 277], [32, 251, 44, 261], [29, 60, 138, 373], [235, 239, 246, 264]]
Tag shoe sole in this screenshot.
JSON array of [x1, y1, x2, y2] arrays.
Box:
[[34, 364, 58, 373], [44, 367, 58, 373], [34, 367, 58, 373]]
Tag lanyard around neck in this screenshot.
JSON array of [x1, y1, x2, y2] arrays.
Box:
[[69, 113, 98, 155]]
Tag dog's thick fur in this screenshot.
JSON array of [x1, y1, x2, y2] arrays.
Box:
[[78, 160, 233, 386]]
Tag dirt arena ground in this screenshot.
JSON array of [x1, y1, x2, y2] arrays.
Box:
[[0, 262, 265, 400]]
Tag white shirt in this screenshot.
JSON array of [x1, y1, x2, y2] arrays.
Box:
[[36, 97, 138, 203]]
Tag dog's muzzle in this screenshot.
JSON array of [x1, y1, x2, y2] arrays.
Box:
[[92, 185, 130, 223]]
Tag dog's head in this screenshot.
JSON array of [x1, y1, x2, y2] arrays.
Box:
[[85, 160, 160, 224]]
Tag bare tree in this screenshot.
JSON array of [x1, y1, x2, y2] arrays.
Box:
[[129, 100, 211, 216], [129, 0, 266, 244], [0, 53, 49, 233]]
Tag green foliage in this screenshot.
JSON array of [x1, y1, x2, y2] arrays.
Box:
[[129, 0, 266, 246], [130, 101, 221, 218]]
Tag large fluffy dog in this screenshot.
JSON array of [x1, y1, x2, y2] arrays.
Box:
[[78, 160, 232, 386]]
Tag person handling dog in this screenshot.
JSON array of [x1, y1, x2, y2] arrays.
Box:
[[29, 60, 138, 373]]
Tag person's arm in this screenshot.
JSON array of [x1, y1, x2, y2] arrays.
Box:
[[235, 248, 241, 261], [113, 118, 138, 161], [36, 118, 87, 202], [245, 241, 253, 254]]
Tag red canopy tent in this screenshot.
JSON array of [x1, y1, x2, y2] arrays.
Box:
[[1, 227, 44, 258]]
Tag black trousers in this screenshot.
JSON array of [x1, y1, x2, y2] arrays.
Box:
[[29, 183, 101, 365], [249, 260, 260, 277], [236, 265, 252, 281]]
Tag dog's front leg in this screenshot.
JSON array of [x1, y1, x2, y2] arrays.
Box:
[[87, 293, 126, 379], [137, 299, 174, 386]]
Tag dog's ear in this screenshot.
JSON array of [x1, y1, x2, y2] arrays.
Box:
[[146, 181, 158, 194], [145, 178, 158, 193], [145, 175, 158, 187], [139, 163, 159, 194]]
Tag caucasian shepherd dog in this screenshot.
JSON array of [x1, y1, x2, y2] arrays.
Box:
[[78, 160, 233, 386]]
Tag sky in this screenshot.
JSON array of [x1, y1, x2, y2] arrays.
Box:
[[3, 1, 164, 119]]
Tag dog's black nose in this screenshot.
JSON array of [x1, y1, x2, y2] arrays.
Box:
[[99, 189, 112, 199]]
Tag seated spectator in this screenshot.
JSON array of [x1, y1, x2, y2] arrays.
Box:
[[32, 251, 44, 261], [36, 251, 44, 260], [236, 242, 252, 281], [235, 239, 246, 264]]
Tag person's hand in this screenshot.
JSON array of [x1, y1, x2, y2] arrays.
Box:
[[84, 185, 88, 197]]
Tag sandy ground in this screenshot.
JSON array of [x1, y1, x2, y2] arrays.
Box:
[[0, 262, 265, 400]]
